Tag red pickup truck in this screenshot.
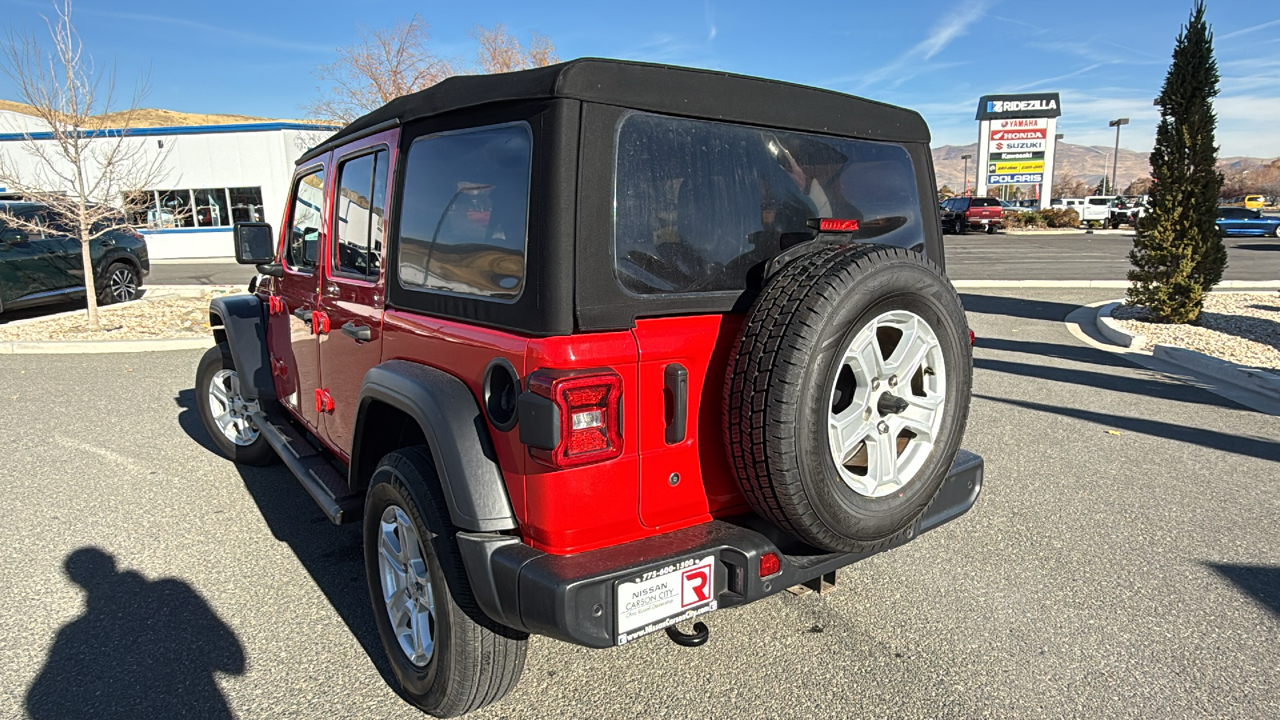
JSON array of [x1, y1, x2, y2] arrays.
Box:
[[940, 196, 1004, 234]]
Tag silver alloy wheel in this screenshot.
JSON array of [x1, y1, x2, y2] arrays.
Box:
[[109, 266, 139, 301], [827, 309, 947, 498], [378, 505, 436, 667], [207, 368, 261, 446]]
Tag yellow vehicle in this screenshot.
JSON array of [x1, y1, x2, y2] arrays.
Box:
[[1244, 195, 1264, 209]]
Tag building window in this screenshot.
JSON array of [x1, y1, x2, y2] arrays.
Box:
[[230, 187, 265, 223], [123, 186, 264, 230], [194, 188, 230, 227]]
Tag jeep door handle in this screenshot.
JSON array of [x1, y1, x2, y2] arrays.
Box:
[[292, 308, 313, 323], [664, 363, 688, 445], [341, 321, 372, 342]]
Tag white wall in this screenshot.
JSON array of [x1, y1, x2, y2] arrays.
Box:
[[0, 120, 334, 259]]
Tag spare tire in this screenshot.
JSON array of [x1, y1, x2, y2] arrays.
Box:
[[723, 244, 972, 553]]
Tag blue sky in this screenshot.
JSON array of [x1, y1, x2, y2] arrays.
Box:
[[1, 0, 1278, 156]]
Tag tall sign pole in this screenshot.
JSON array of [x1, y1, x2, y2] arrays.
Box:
[[975, 93, 1063, 210]]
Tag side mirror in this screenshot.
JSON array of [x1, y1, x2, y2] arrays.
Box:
[[234, 222, 276, 264], [1, 229, 28, 245]]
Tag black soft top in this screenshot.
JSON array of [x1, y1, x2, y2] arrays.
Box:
[[299, 58, 930, 164]]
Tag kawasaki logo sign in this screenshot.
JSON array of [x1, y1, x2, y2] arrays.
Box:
[[976, 92, 1062, 120]]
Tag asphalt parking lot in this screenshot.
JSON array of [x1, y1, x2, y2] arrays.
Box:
[[945, 231, 1280, 281], [0, 287, 1276, 719]]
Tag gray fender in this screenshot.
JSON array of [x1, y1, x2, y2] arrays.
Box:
[[208, 295, 272, 401], [354, 360, 517, 533]]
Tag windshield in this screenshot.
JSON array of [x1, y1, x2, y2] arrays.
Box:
[[614, 111, 921, 295]]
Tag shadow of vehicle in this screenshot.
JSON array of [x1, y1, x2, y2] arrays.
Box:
[[0, 298, 85, 326], [1234, 243, 1280, 252], [1206, 563, 1280, 616], [174, 389, 400, 692], [25, 547, 244, 720], [960, 293, 1086, 323], [976, 394, 1280, 462]]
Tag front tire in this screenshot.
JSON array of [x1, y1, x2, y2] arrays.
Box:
[[195, 344, 275, 465], [364, 447, 527, 718]]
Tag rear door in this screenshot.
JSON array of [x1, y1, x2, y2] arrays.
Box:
[[272, 161, 330, 431], [317, 130, 397, 456]]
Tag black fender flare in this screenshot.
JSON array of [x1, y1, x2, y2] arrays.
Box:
[[353, 360, 517, 533], [208, 295, 272, 402]]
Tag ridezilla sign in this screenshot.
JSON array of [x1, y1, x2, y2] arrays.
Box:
[[974, 93, 1062, 209]]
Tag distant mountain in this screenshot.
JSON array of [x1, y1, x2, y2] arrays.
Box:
[[932, 141, 1276, 194], [0, 99, 322, 128]]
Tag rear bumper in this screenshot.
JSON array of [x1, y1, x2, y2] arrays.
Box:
[[458, 450, 983, 648]]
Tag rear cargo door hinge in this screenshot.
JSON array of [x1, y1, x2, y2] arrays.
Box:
[[314, 388, 335, 414]]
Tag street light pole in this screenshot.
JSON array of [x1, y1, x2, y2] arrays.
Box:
[[961, 154, 971, 195], [1053, 133, 1064, 201], [1108, 118, 1129, 194]]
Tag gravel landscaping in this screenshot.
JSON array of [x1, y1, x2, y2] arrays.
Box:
[[1113, 292, 1280, 372], [0, 290, 235, 342]]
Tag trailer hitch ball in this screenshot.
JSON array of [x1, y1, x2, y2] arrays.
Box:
[[665, 621, 710, 647]]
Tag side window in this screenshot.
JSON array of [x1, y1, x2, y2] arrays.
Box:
[[396, 124, 531, 299], [332, 150, 388, 278], [287, 169, 326, 272]]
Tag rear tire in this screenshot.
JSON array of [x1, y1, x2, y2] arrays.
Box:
[[364, 447, 527, 718], [723, 245, 972, 553], [99, 261, 142, 304]]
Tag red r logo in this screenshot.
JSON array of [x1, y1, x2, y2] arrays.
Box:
[[681, 565, 711, 607]]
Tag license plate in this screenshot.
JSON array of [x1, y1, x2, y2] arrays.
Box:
[[615, 555, 717, 645]]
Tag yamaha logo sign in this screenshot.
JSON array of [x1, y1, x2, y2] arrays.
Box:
[[976, 92, 1062, 120]]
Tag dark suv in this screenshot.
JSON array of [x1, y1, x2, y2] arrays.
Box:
[[0, 201, 149, 314], [197, 59, 982, 717]]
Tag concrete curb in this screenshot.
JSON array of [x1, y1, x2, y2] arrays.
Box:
[[1095, 302, 1147, 349], [1004, 229, 1133, 236], [952, 280, 1280, 289], [1152, 344, 1280, 401], [0, 337, 212, 354]]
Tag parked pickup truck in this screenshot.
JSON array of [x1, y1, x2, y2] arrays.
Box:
[[1077, 195, 1115, 225], [195, 59, 983, 718], [940, 195, 1003, 234]]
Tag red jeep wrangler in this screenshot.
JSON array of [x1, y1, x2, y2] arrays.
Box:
[[197, 59, 982, 717]]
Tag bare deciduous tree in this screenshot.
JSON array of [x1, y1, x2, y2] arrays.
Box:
[[0, 1, 167, 330], [471, 24, 559, 74], [308, 14, 456, 125], [308, 19, 559, 125]]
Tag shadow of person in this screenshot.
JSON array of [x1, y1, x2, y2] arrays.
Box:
[[26, 547, 245, 720]]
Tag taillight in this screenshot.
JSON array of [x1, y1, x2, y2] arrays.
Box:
[[807, 217, 861, 233], [523, 369, 624, 468]]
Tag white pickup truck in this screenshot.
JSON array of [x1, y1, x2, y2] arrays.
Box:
[[1078, 195, 1115, 225]]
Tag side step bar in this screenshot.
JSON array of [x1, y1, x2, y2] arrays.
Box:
[[250, 409, 363, 525]]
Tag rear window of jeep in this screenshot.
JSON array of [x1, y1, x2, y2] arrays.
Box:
[[396, 123, 532, 300], [614, 112, 920, 295]]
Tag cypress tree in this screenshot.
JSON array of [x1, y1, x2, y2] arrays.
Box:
[[1127, 1, 1225, 324]]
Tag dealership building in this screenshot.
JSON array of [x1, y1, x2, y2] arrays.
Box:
[[0, 109, 336, 259]]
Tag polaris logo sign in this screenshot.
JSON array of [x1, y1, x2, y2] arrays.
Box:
[[975, 92, 1062, 120]]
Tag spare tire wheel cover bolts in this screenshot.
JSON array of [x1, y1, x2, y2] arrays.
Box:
[[827, 309, 946, 498]]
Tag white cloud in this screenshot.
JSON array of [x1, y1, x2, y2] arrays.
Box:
[[857, 0, 989, 91]]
